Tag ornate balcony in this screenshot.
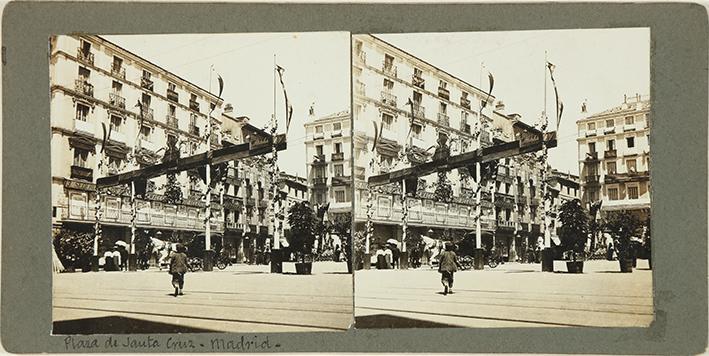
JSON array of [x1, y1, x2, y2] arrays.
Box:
[[167, 89, 179, 103], [189, 125, 200, 136], [166, 115, 178, 129], [412, 103, 425, 119], [380, 91, 397, 108], [438, 86, 450, 100], [70, 165, 93, 181], [437, 113, 450, 127], [109, 92, 125, 109], [382, 63, 397, 78], [140, 106, 154, 121], [314, 177, 328, 186], [604, 149, 617, 158], [584, 175, 600, 184], [76, 48, 94, 65], [460, 96, 471, 109], [585, 151, 599, 161], [331, 152, 344, 161], [460, 122, 471, 134], [189, 100, 200, 112], [111, 64, 126, 80], [412, 75, 425, 89], [74, 78, 94, 97], [313, 154, 327, 165], [140, 77, 154, 91]]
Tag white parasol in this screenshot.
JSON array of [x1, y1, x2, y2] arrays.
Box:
[[114, 240, 129, 248], [386, 238, 400, 247]]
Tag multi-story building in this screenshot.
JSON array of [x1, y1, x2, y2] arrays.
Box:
[[352, 34, 505, 252], [577, 94, 651, 222], [50, 34, 226, 252], [304, 109, 352, 220]]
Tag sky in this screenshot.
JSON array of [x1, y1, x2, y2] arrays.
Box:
[[104, 32, 351, 178], [377, 28, 650, 175]]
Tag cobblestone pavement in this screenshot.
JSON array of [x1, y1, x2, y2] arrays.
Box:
[[53, 262, 353, 334], [355, 259, 653, 328]]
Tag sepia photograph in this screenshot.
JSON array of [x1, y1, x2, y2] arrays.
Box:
[[49, 32, 353, 334], [351, 29, 653, 328]]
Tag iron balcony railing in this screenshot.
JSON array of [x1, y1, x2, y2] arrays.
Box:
[[77, 48, 94, 65], [166, 115, 178, 128], [412, 103, 425, 119], [141, 77, 154, 91], [380, 91, 397, 108], [412, 75, 425, 89], [460, 96, 471, 109], [109, 92, 125, 109], [189, 100, 200, 112], [382, 62, 397, 78], [604, 149, 617, 158], [74, 78, 94, 97], [141, 106, 154, 121], [70, 165, 93, 181], [331, 152, 345, 161], [111, 64, 126, 80], [314, 177, 328, 185], [438, 86, 450, 100], [167, 89, 179, 103], [437, 112, 450, 127]]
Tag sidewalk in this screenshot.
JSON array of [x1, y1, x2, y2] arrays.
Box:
[[355, 260, 653, 328], [53, 262, 353, 334]]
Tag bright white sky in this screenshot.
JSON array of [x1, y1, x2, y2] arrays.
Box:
[[378, 28, 650, 175], [104, 32, 351, 178]]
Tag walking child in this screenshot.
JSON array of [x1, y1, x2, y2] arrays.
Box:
[[169, 243, 189, 297], [438, 243, 462, 295]]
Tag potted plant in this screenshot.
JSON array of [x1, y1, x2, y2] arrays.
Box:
[[605, 211, 641, 273], [558, 199, 588, 273], [287, 201, 317, 275]]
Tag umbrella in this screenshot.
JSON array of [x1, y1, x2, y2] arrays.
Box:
[[386, 238, 400, 246], [114, 240, 129, 248]]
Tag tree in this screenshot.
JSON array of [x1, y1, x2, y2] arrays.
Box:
[[54, 228, 94, 269], [163, 173, 184, 204], [331, 212, 353, 272], [558, 199, 589, 260], [605, 211, 641, 259], [433, 171, 453, 203], [287, 201, 317, 263]]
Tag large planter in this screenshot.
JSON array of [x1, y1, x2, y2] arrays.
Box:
[[295, 262, 312, 275], [566, 261, 584, 273], [619, 258, 633, 273]]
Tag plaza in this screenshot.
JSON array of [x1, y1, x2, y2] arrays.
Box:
[[53, 262, 352, 334], [355, 260, 653, 328]]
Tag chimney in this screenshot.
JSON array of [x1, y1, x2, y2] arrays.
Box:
[[495, 100, 505, 112], [309, 103, 315, 120], [636, 93, 640, 102], [624, 94, 627, 103]]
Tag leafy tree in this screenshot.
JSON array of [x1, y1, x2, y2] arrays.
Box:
[[605, 211, 641, 259], [163, 173, 184, 204], [54, 229, 94, 269], [433, 171, 453, 203], [287, 201, 317, 263], [331, 212, 353, 271], [558, 199, 589, 260]]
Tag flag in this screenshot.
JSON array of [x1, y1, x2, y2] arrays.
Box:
[[276, 64, 294, 133], [134, 100, 145, 144], [100, 122, 112, 153], [371, 121, 379, 152], [546, 61, 563, 130], [480, 72, 494, 110], [406, 98, 415, 139]]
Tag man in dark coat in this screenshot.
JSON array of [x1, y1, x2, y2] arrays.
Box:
[[169, 244, 189, 297], [438, 243, 462, 295]]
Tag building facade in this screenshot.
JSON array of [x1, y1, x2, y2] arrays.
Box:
[[577, 94, 651, 222], [351, 34, 549, 260], [50, 34, 227, 255], [303, 110, 352, 220]]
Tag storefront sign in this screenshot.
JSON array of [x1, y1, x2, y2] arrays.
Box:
[[64, 179, 95, 192]]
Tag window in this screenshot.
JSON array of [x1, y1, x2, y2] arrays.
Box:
[[462, 91, 469, 100], [628, 186, 639, 199], [588, 164, 598, 176], [78, 66, 90, 80], [110, 115, 122, 132], [588, 142, 596, 153], [168, 104, 176, 116], [354, 40, 363, 54], [384, 54, 394, 69], [606, 119, 614, 127], [606, 161, 617, 174], [316, 145, 323, 156], [80, 40, 91, 54], [382, 113, 393, 129], [140, 125, 151, 141], [168, 82, 176, 91], [190, 93, 197, 102], [334, 164, 344, 177], [334, 142, 342, 153], [383, 78, 394, 90], [439, 102, 447, 114], [335, 190, 346, 203], [626, 159, 637, 173], [607, 139, 615, 151], [112, 56, 122, 70], [439, 80, 448, 89], [75, 103, 90, 121], [354, 104, 362, 116], [108, 156, 122, 171], [505, 183, 511, 194], [608, 187, 619, 200], [112, 80, 122, 93], [412, 123, 422, 138], [142, 70, 151, 80], [413, 91, 422, 103], [587, 122, 596, 130], [414, 67, 423, 78], [72, 148, 89, 168], [141, 93, 151, 107], [333, 122, 342, 131], [315, 166, 326, 178], [626, 136, 635, 148], [625, 116, 634, 125], [315, 125, 323, 133]]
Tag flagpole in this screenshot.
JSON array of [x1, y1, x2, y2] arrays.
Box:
[[204, 65, 213, 271], [473, 61, 484, 270], [270, 54, 282, 273], [541, 51, 553, 272]]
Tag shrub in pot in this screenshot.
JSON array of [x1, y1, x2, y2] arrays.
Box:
[[287, 201, 317, 275], [605, 211, 641, 273], [558, 199, 589, 273]]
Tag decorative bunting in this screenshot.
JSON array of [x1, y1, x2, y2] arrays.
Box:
[[275, 65, 294, 133], [546, 61, 563, 130]]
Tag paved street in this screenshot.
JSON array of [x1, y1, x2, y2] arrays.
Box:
[[355, 260, 653, 328], [53, 262, 353, 334]]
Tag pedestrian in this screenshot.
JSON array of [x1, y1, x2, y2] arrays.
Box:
[[606, 242, 614, 261], [111, 248, 122, 271], [384, 245, 393, 269], [438, 243, 462, 295], [169, 243, 189, 297], [391, 244, 400, 269], [118, 245, 128, 271]]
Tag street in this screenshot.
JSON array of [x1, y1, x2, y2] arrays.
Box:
[[53, 262, 353, 334], [355, 260, 653, 328]]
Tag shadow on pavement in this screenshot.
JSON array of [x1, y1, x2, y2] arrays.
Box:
[[53, 316, 215, 334], [505, 270, 538, 273], [355, 314, 461, 329]]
